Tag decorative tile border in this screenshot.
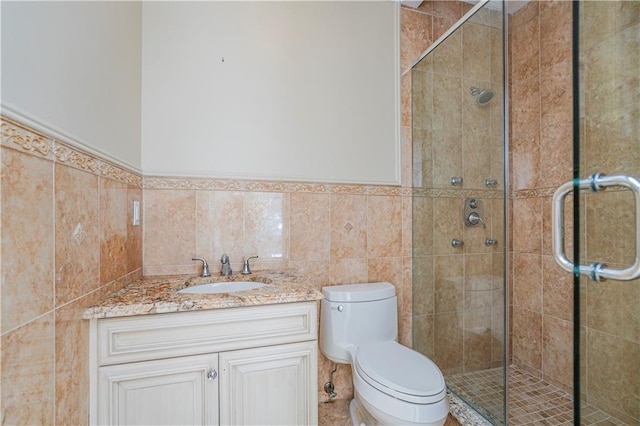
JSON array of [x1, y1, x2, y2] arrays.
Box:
[[412, 187, 504, 199], [2, 116, 142, 187], [143, 176, 412, 196], [512, 187, 558, 198]]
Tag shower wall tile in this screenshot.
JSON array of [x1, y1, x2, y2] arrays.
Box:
[[430, 1, 463, 22], [434, 255, 463, 313], [541, 315, 572, 388], [542, 255, 573, 322], [401, 7, 433, 70], [510, 13, 540, 83], [402, 72, 412, 127], [432, 28, 461, 75], [539, 1, 572, 79], [412, 196, 433, 257], [586, 280, 639, 343], [413, 256, 434, 316], [413, 313, 435, 358], [433, 197, 463, 255], [434, 311, 464, 373], [587, 329, 640, 421], [54, 164, 100, 306], [586, 190, 636, 267], [462, 23, 492, 82], [512, 307, 542, 371], [513, 197, 542, 254], [513, 253, 542, 313], [1, 148, 54, 333], [464, 308, 492, 371], [412, 69, 433, 131]]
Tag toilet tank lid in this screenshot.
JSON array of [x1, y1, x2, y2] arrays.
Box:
[[322, 282, 396, 302]]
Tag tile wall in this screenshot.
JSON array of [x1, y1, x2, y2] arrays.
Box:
[[508, 0, 575, 392], [510, 2, 639, 422], [0, 118, 143, 424]]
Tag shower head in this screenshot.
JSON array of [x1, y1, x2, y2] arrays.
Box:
[[469, 87, 495, 105]]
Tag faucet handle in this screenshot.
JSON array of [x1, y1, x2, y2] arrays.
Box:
[[192, 258, 211, 277], [220, 253, 232, 276], [241, 256, 259, 275]]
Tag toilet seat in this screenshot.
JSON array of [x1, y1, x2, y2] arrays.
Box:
[[354, 341, 446, 404]]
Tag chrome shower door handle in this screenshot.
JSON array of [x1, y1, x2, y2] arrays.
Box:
[[552, 173, 640, 282]]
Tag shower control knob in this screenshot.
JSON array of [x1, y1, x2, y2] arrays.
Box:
[[451, 239, 464, 248]]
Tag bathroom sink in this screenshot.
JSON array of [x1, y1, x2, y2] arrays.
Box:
[[179, 281, 266, 294]]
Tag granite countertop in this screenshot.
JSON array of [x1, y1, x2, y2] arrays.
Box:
[[82, 269, 323, 320]]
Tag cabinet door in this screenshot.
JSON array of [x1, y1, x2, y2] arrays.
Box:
[[98, 354, 219, 425], [219, 341, 318, 425]]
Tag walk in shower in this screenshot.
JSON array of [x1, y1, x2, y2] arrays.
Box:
[[410, 0, 639, 424]]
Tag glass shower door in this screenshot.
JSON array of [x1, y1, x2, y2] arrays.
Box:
[[564, 1, 639, 423]]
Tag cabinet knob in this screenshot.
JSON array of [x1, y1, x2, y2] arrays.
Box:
[[207, 369, 217, 381]]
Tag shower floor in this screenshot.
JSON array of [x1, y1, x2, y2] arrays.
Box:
[[446, 365, 629, 425]]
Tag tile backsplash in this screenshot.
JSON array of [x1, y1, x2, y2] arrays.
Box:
[[1, 117, 143, 424]]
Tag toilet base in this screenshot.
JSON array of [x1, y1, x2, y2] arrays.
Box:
[[349, 397, 448, 426], [349, 399, 377, 426]]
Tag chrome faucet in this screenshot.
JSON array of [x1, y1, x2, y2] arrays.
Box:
[[192, 258, 211, 277], [241, 256, 259, 275], [220, 253, 232, 276]]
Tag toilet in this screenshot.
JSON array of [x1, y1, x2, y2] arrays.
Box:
[[320, 282, 449, 426]]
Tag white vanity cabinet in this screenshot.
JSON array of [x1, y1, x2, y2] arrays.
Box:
[[89, 302, 318, 426]]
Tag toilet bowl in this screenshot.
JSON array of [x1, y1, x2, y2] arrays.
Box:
[[320, 282, 449, 426]]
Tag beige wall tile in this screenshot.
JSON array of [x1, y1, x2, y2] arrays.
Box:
[[513, 197, 541, 254], [330, 194, 367, 260], [1, 315, 55, 425], [401, 8, 433, 71], [510, 8, 539, 83], [143, 189, 196, 275], [413, 256, 434, 316], [290, 193, 330, 262], [196, 191, 244, 271], [412, 196, 433, 257], [127, 185, 143, 274], [366, 195, 402, 258], [462, 23, 492, 82], [542, 315, 572, 388], [464, 308, 492, 371], [542, 255, 573, 322], [55, 164, 100, 306], [433, 197, 463, 255], [1, 148, 54, 332], [434, 255, 463, 313], [586, 329, 640, 420], [100, 178, 130, 284], [413, 313, 435, 358], [513, 253, 542, 313], [512, 307, 542, 370], [433, 311, 463, 372], [55, 294, 99, 425], [244, 192, 290, 269], [330, 258, 368, 285], [587, 279, 639, 343]]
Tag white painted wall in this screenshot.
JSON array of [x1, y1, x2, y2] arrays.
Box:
[[1, 1, 142, 171], [141, 1, 400, 184]]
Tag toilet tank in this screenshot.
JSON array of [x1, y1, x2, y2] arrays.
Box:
[[320, 282, 398, 364]]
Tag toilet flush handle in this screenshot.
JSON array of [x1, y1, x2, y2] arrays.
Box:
[[331, 304, 344, 312]]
